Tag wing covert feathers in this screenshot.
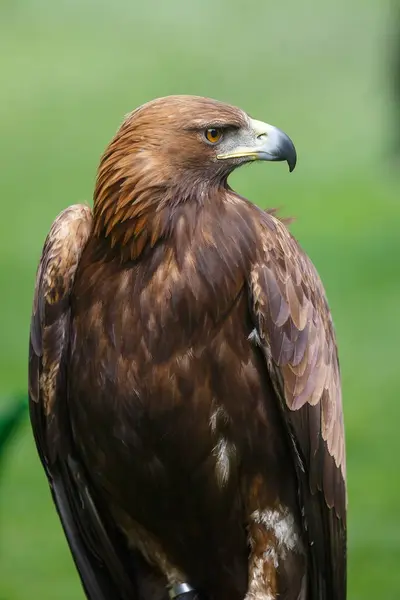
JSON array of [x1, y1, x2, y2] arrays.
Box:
[[249, 212, 346, 599], [29, 204, 93, 412]]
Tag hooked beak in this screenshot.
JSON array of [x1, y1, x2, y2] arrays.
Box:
[[217, 118, 297, 172]]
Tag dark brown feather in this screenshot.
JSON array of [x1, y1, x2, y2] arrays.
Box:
[[249, 210, 346, 599]]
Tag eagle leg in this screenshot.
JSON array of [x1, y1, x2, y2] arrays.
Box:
[[112, 510, 201, 599], [245, 502, 306, 600]]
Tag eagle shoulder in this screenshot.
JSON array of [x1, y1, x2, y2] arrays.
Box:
[[29, 204, 93, 417]]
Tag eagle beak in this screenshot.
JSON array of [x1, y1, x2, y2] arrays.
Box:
[[217, 118, 297, 172]]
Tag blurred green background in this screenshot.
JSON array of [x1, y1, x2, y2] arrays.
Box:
[[0, 1, 399, 598]]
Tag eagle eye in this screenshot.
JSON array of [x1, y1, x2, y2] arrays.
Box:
[[204, 128, 223, 144]]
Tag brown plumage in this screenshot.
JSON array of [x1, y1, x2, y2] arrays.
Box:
[[29, 95, 346, 600]]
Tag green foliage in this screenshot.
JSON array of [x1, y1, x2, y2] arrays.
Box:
[[0, 1, 399, 599], [0, 398, 27, 465]]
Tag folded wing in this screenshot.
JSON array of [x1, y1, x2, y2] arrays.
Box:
[[248, 212, 346, 600], [28, 205, 137, 600]]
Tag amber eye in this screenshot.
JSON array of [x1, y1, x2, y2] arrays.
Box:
[[205, 128, 223, 144]]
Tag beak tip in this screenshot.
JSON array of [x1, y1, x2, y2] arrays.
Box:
[[286, 144, 297, 173]]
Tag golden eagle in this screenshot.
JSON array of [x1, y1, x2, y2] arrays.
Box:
[[29, 96, 346, 600]]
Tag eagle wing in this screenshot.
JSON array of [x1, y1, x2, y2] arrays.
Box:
[[248, 212, 346, 600], [28, 205, 137, 600]]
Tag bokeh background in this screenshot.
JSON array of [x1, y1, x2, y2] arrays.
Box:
[[1, 1, 399, 598]]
